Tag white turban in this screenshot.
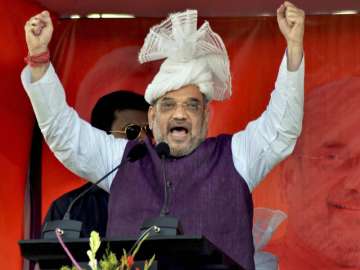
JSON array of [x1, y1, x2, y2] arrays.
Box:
[[138, 10, 231, 104]]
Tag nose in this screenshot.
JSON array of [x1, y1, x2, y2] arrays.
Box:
[[344, 176, 360, 192], [343, 157, 360, 191], [342, 178, 360, 207], [172, 103, 187, 120]]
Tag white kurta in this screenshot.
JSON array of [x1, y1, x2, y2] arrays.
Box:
[[21, 52, 304, 193]]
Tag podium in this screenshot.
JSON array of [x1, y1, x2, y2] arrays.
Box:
[[19, 235, 243, 270]]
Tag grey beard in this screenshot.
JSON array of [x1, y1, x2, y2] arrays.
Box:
[[152, 119, 208, 157], [169, 135, 205, 157]]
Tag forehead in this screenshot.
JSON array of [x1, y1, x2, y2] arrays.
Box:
[[298, 104, 360, 156], [160, 85, 204, 102], [298, 79, 360, 154]]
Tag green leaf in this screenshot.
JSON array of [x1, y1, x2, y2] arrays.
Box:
[[131, 233, 149, 259], [87, 231, 101, 270], [144, 254, 156, 270], [60, 266, 77, 270], [120, 249, 127, 269], [99, 248, 119, 270], [90, 231, 101, 254]]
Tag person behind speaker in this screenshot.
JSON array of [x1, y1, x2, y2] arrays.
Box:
[[43, 91, 149, 237]]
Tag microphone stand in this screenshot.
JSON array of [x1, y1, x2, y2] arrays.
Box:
[[42, 143, 147, 239], [160, 154, 169, 216], [140, 142, 183, 236], [42, 163, 124, 239]]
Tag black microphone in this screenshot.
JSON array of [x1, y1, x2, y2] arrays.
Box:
[[140, 142, 183, 236], [42, 143, 147, 239], [156, 142, 170, 158], [156, 142, 171, 216]]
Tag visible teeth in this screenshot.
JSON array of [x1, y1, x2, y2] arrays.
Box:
[[170, 127, 188, 133]]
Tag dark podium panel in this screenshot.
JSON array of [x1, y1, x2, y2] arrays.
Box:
[[19, 235, 243, 270]]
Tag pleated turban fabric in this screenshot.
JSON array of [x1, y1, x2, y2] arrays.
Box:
[[138, 10, 232, 104]]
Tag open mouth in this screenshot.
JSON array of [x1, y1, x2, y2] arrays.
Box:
[[327, 200, 360, 211], [170, 126, 188, 133], [327, 184, 360, 211], [169, 125, 189, 141]]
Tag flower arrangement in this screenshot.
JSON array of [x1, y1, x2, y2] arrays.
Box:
[[58, 226, 159, 270]]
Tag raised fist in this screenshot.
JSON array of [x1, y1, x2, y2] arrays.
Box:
[[24, 11, 53, 56], [277, 2, 305, 47]]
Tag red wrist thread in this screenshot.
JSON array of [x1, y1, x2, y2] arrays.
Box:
[[24, 50, 50, 67]]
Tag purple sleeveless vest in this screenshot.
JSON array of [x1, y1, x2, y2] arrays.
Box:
[[107, 135, 255, 270]]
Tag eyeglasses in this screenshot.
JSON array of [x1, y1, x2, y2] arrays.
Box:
[[157, 99, 203, 114], [110, 124, 150, 140]]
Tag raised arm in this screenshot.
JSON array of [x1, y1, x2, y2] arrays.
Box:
[[24, 11, 52, 81], [22, 11, 127, 191], [277, 1, 305, 71], [232, 2, 305, 191]]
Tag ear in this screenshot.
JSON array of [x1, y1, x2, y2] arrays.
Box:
[[148, 105, 155, 130], [199, 103, 210, 137], [204, 102, 211, 125]]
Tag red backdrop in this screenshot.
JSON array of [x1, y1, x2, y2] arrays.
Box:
[[0, 0, 45, 269], [1, 3, 360, 268]]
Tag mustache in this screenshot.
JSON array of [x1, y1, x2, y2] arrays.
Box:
[[327, 180, 360, 210], [167, 120, 192, 132]]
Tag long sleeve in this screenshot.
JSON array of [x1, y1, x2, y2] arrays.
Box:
[[231, 52, 304, 192], [21, 64, 127, 192]]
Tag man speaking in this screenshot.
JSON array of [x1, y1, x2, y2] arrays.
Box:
[[21, 2, 305, 269]]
